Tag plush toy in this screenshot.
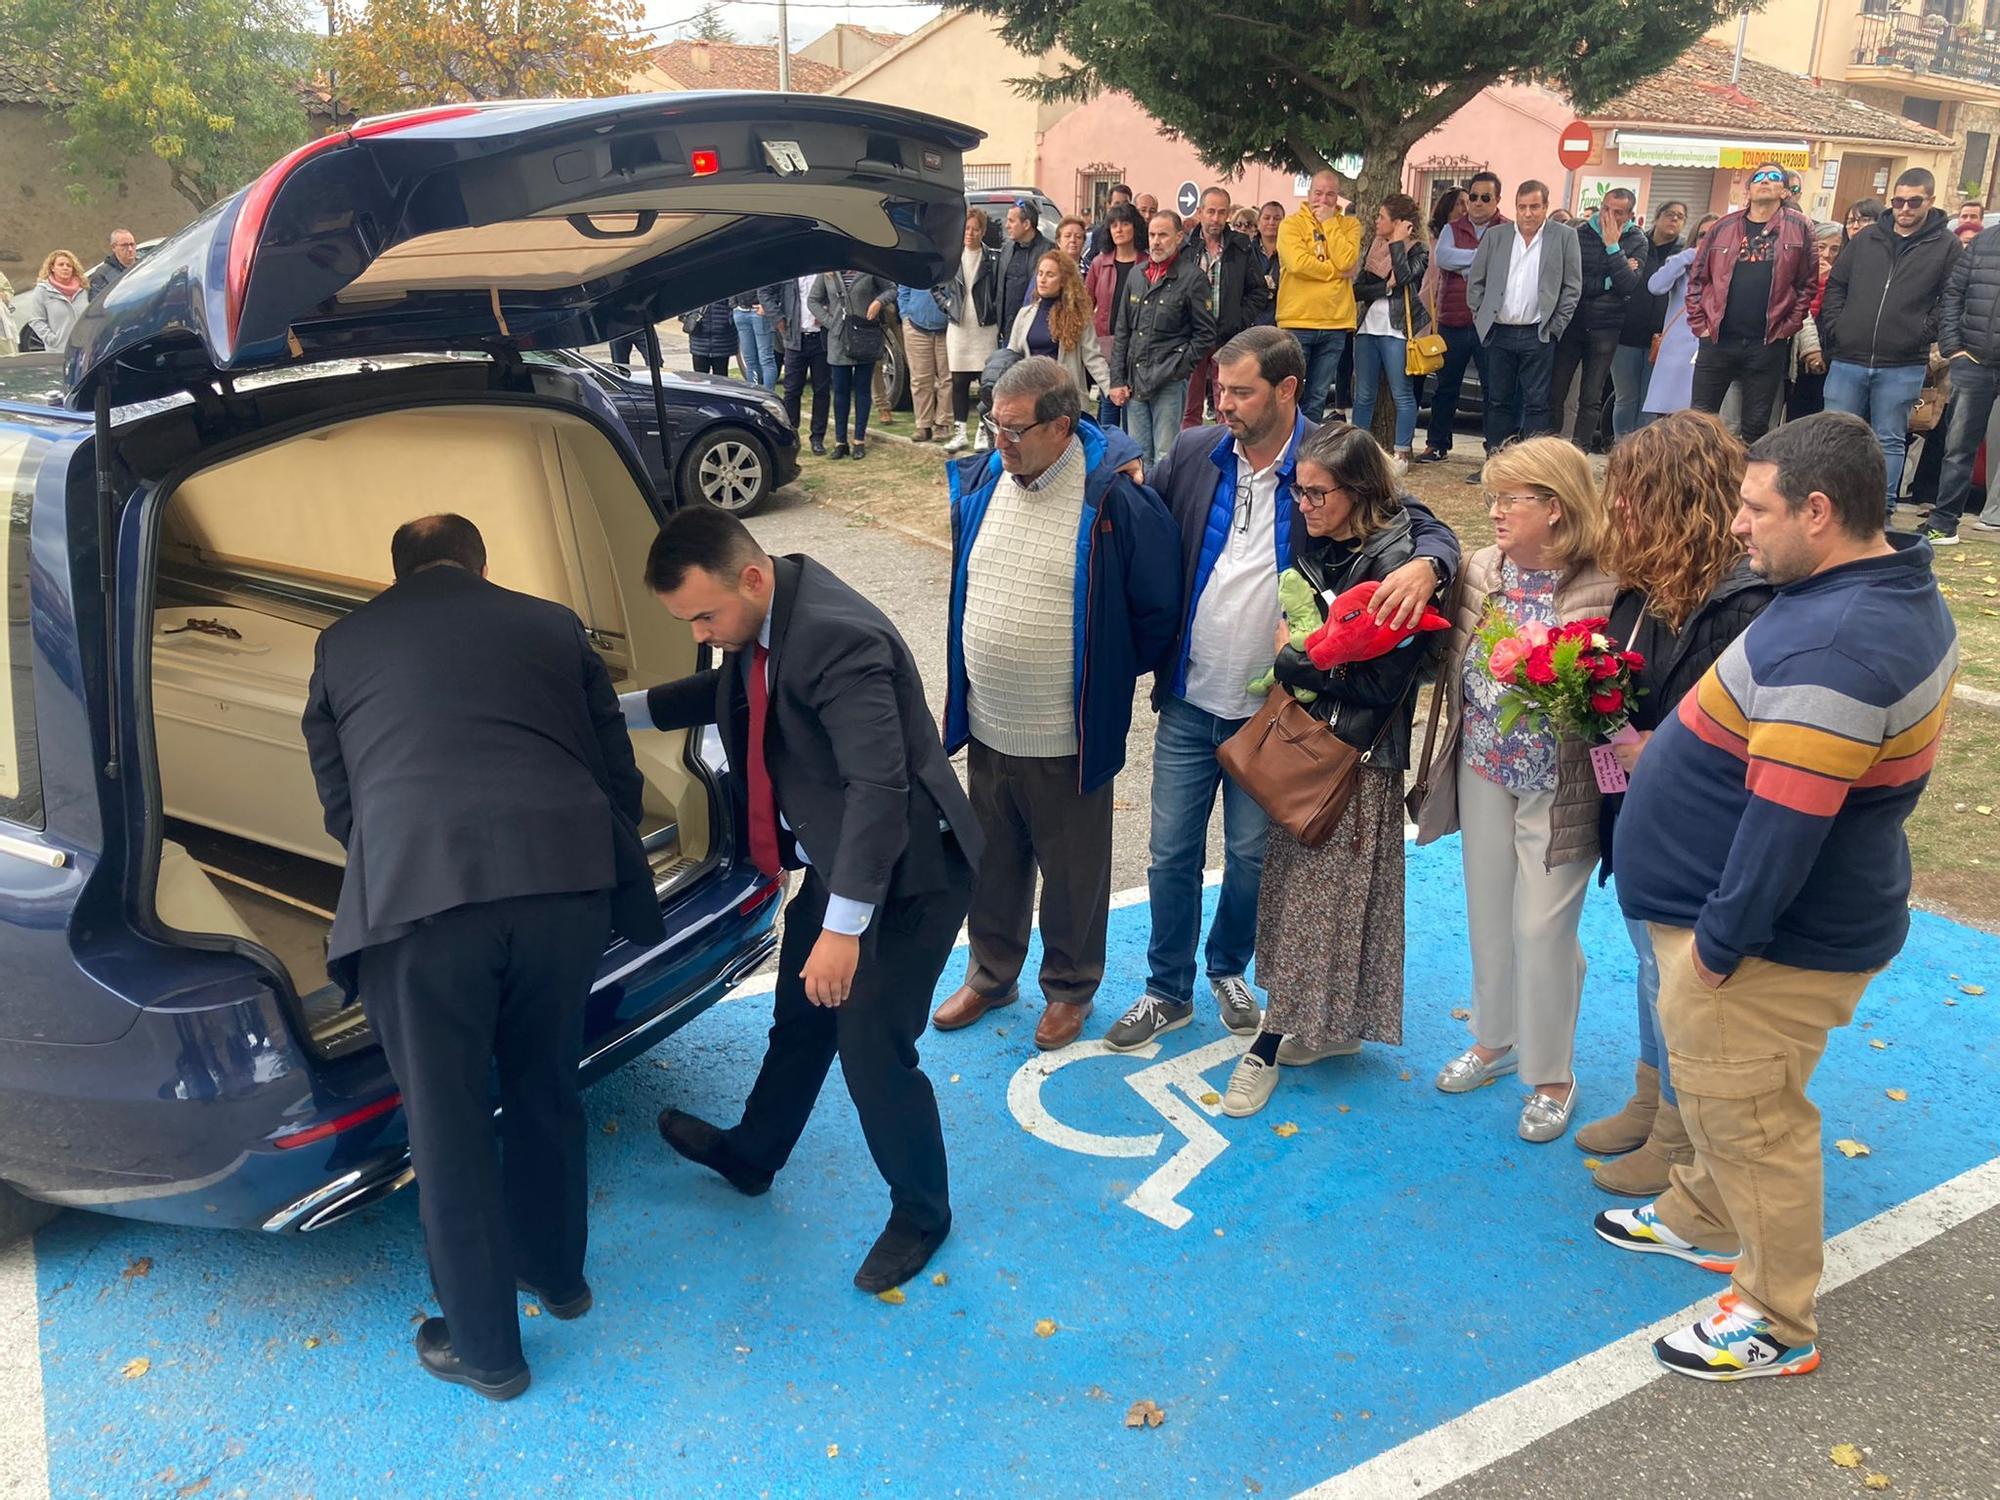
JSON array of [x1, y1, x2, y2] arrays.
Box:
[[1247, 567, 1324, 702], [1303, 578, 1451, 669]]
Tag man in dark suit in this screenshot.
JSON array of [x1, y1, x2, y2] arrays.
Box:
[[302, 514, 663, 1402], [627, 507, 979, 1293], [996, 200, 1055, 318]]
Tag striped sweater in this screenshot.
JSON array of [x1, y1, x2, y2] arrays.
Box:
[[1616, 543, 1958, 977]]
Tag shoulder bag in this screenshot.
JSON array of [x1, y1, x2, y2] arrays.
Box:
[[1217, 687, 1375, 848], [1405, 282, 1446, 376]]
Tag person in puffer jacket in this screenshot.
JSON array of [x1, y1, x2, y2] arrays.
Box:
[[1926, 217, 2000, 538], [1552, 188, 1646, 453], [680, 299, 739, 377]]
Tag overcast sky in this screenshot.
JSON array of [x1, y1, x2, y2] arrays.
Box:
[[641, 0, 943, 50]]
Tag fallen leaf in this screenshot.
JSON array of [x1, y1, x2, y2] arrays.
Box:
[[302, 1336, 320, 1349], [1450, 1007, 1471, 1021], [523, 1303, 542, 1318], [1397, 1070, 1412, 1082], [1273, 1121, 1300, 1138], [122, 1257, 153, 1280], [1962, 984, 1987, 996], [949, 1074, 961, 1084], [931, 1272, 948, 1286], [1199, 1090, 1222, 1106], [826, 1444, 839, 1459], [601, 1120, 619, 1135], [1863, 1474, 1892, 1491], [177, 1480, 211, 1498], [1583, 1158, 1604, 1170], [877, 1288, 906, 1306], [1831, 1443, 1866, 1469], [1124, 1398, 1167, 1428], [1886, 1088, 1908, 1102], [1870, 1039, 1889, 1050], [1244, 1480, 1264, 1495], [1835, 1139, 1871, 1158], [121, 1357, 150, 1379], [1035, 1318, 1058, 1337], [1978, 807, 1995, 818]]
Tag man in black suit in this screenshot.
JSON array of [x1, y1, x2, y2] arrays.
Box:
[[627, 508, 979, 1292], [996, 200, 1055, 317], [302, 514, 663, 1402]]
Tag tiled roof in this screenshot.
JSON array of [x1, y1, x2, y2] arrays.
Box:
[[0, 59, 68, 106], [1591, 38, 1954, 148], [649, 40, 845, 95]]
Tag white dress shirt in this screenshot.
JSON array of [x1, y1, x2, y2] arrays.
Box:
[[796, 273, 822, 334], [1498, 227, 1548, 327], [1181, 429, 1295, 721]]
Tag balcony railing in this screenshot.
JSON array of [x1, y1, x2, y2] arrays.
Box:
[[1853, 11, 2000, 87]]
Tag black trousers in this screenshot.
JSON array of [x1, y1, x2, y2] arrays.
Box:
[[1691, 335, 1789, 441], [782, 331, 831, 442], [692, 352, 732, 376], [1482, 323, 1556, 452], [1551, 323, 1620, 451], [726, 854, 971, 1234], [358, 890, 611, 1375]]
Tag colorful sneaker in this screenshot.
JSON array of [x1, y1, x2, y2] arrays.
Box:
[[1923, 527, 1960, 547], [1593, 1203, 1739, 1273], [1653, 1300, 1819, 1381]]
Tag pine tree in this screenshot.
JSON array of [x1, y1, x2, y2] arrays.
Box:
[[684, 3, 736, 43]]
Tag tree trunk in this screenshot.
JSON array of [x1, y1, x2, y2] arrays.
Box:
[[1348, 125, 1428, 453], [168, 166, 215, 212]]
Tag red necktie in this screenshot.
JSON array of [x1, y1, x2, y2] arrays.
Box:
[[746, 644, 781, 877]]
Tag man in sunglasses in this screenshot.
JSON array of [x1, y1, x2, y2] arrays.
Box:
[[1416, 170, 1505, 468], [1819, 167, 1961, 527], [1686, 161, 1818, 442]]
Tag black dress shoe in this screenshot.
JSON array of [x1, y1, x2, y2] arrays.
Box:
[[852, 441, 867, 459], [829, 443, 851, 461], [658, 1108, 773, 1196], [810, 439, 827, 456], [415, 1318, 530, 1401], [516, 1278, 593, 1321], [854, 1212, 951, 1294]]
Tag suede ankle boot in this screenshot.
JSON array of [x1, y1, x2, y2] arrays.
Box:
[[1574, 1060, 1660, 1155]]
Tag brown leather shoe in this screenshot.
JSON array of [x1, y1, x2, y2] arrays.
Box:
[[1034, 1001, 1092, 1051], [931, 984, 1017, 1031]]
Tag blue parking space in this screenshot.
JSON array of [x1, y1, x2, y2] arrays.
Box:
[[29, 840, 2000, 1498]]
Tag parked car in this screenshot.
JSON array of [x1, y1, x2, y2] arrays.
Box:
[[0, 91, 977, 1245]]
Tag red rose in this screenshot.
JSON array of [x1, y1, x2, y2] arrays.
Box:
[[1587, 652, 1621, 681], [1523, 644, 1558, 686], [1621, 651, 1645, 672], [1589, 686, 1625, 715]]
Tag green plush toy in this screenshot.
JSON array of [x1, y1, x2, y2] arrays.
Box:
[[1247, 566, 1321, 703]]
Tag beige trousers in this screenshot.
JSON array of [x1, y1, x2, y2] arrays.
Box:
[[905, 326, 952, 433], [1457, 765, 1592, 1086], [1648, 924, 1875, 1346]]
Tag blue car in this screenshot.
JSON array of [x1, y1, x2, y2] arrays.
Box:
[[0, 92, 977, 1244]]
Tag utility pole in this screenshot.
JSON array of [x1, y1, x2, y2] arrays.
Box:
[[777, 0, 791, 91]]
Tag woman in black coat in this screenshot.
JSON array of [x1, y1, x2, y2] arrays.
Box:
[[1576, 410, 1773, 1197], [682, 299, 739, 376]]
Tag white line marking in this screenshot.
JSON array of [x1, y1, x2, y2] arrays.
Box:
[[0, 1240, 48, 1500], [1007, 1040, 1164, 1159], [1294, 1154, 2000, 1499], [1121, 1034, 1251, 1229]]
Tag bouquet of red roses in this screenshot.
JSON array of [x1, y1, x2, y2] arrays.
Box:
[[1476, 611, 1644, 744]]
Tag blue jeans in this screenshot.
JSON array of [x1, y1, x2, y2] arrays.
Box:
[[1481, 323, 1554, 452], [1125, 383, 1189, 464], [1823, 360, 1927, 515], [1424, 322, 1486, 452], [830, 361, 875, 442], [1353, 332, 1417, 449], [1289, 327, 1350, 422], [1145, 696, 1268, 1005], [732, 308, 779, 389], [1097, 391, 1125, 430], [1929, 359, 2000, 536], [1624, 916, 1675, 1105], [1609, 343, 1655, 440]]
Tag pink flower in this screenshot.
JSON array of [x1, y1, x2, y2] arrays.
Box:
[[1488, 637, 1529, 681], [1518, 620, 1554, 648]]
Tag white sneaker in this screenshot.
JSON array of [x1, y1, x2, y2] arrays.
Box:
[[1276, 1036, 1362, 1066], [1221, 1052, 1280, 1117], [941, 421, 969, 454]]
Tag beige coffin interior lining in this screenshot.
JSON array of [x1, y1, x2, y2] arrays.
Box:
[[150, 403, 705, 983]]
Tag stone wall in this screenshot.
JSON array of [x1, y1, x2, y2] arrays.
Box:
[[0, 104, 196, 288]]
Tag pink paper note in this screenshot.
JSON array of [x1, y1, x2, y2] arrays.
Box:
[[1590, 743, 1628, 794]]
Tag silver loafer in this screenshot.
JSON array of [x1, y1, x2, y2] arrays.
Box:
[[1434, 1046, 1517, 1094], [1518, 1086, 1579, 1143]]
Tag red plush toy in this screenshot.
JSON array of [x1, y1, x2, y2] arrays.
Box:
[[1303, 579, 1451, 669]]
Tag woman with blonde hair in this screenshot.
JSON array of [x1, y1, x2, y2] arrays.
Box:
[[1414, 436, 1615, 1142], [1573, 411, 1772, 1193], [14, 249, 90, 353], [1008, 249, 1110, 404]]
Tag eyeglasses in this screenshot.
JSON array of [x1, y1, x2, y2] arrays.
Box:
[[980, 414, 1058, 444], [1749, 169, 1787, 185], [1294, 483, 1346, 508], [1890, 195, 1929, 211], [1484, 490, 1551, 513], [1467, 191, 1495, 203]]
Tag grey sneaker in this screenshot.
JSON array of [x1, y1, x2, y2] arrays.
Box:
[[1212, 975, 1262, 1035], [1923, 528, 1960, 547], [1276, 1036, 1362, 1066], [1518, 1087, 1579, 1143], [1221, 1053, 1280, 1117], [1103, 995, 1194, 1052], [1435, 1046, 1518, 1094]]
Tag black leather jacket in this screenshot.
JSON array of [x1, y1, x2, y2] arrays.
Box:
[[936, 246, 999, 328], [1269, 508, 1439, 770]]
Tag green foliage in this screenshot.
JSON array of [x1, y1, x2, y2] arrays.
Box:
[[1, 0, 319, 212], [947, 0, 1750, 208], [684, 2, 736, 42]]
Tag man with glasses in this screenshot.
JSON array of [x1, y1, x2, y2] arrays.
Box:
[[1416, 171, 1505, 468], [934, 357, 1180, 1050], [87, 228, 138, 300], [1103, 326, 1460, 1051], [1686, 162, 1818, 442], [1819, 167, 1961, 528]]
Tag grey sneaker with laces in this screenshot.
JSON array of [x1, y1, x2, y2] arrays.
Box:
[[1211, 975, 1262, 1035], [1103, 995, 1194, 1052]]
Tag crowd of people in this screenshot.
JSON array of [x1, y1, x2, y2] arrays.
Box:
[[0, 228, 138, 355]]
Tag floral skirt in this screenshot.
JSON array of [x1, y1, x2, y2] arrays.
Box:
[[1253, 765, 1407, 1048]]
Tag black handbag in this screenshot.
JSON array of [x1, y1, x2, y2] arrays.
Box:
[[844, 312, 886, 362]]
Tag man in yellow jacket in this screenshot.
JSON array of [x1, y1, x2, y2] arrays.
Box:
[[1278, 169, 1363, 421]]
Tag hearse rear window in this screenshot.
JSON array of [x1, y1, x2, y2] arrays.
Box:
[[0, 428, 43, 827]]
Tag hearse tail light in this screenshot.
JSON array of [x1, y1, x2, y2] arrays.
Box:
[[690, 148, 721, 177], [270, 1092, 403, 1150]]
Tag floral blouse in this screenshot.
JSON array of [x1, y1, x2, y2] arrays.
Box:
[[1461, 559, 1563, 792]]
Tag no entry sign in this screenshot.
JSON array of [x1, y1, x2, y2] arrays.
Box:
[[1557, 120, 1595, 171]]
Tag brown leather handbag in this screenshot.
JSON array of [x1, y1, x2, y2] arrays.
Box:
[[1218, 687, 1374, 848]]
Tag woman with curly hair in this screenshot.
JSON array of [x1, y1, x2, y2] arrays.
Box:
[[1573, 409, 1773, 1195], [1008, 248, 1110, 403]]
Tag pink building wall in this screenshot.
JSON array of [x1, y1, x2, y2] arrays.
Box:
[[1401, 83, 1573, 202], [1037, 91, 1308, 214]]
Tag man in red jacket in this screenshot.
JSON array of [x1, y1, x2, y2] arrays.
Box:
[[1686, 163, 1818, 441]]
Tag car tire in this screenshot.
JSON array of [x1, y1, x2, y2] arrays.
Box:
[[0, 1182, 57, 1247], [680, 425, 773, 515], [878, 318, 912, 412]]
